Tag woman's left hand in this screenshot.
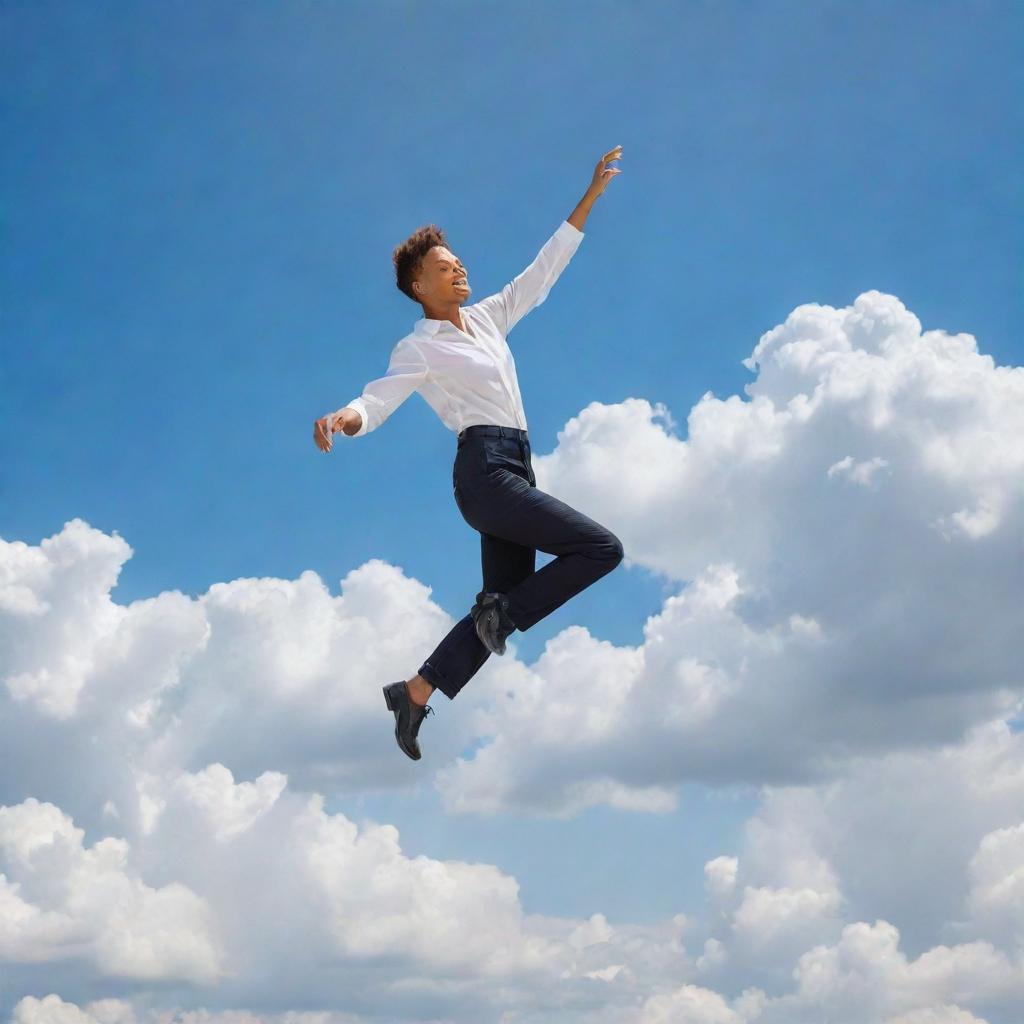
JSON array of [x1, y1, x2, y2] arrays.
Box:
[[588, 144, 623, 198]]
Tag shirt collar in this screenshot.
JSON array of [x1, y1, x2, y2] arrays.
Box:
[[414, 309, 472, 336], [414, 317, 443, 336]]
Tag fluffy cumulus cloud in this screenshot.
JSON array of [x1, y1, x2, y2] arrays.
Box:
[[0, 519, 494, 832], [3, 291, 1023, 1022], [1, 767, 695, 1020], [967, 824, 1024, 949], [0, 797, 221, 983], [439, 290, 1024, 815]]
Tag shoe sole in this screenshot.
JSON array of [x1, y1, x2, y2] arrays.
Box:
[[383, 683, 421, 761]]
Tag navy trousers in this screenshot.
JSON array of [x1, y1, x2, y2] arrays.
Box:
[[418, 424, 624, 700]]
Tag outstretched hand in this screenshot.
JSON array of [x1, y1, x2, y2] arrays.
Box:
[[314, 416, 334, 452], [588, 144, 623, 198], [314, 408, 362, 451]]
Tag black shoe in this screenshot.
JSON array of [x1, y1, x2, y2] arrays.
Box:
[[383, 680, 435, 761], [470, 591, 517, 656]]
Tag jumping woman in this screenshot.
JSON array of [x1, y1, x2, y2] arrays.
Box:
[[313, 144, 625, 761]]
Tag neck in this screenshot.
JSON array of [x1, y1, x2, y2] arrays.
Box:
[[421, 300, 464, 330]]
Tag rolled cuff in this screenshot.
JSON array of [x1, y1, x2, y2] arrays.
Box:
[[557, 219, 584, 241], [343, 398, 369, 437], [328, 400, 368, 438]]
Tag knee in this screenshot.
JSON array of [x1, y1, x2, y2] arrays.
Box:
[[601, 533, 624, 567]]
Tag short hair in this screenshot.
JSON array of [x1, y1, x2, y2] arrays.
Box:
[[393, 224, 449, 303]]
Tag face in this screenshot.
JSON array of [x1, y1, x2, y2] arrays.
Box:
[[413, 245, 471, 306]]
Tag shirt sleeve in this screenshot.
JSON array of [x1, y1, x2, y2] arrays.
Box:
[[327, 336, 429, 438], [474, 219, 585, 336]]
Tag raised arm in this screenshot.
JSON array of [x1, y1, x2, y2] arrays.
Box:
[[473, 220, 586, 337], [316, 336, 429, 448], [474, 144, 622, 337]]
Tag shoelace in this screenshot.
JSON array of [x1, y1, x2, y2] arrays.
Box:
[[410, 703, 434, 736]]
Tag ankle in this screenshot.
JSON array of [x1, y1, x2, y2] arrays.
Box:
[[406, 677, 434, 705]]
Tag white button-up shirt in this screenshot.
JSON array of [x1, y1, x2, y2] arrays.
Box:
[[327, 219, 585, 438]]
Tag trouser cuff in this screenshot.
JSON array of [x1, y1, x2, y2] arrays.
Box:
[[418, 660, 456, 700]]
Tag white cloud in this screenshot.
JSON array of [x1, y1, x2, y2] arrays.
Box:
[[10, 997, 369, 1024], [632, 982, 744, 1023], [966, 824, 1024, 949], [438, 290, 1024, 815], [731, 883, 843, 948], [885, 1007, 992, 1024], [729, 718, 1024, 955], [5, 294, 1022, 829], [826, 453, 891, 486], [0, 798, 221, 982], [12, 995, 103, 1024], [138, 763, 287, 841], [704, 855, 739, 900], [2, 291, 1023, 1023], [777, 920, 1023, 1022], [0, 524, 496, 844], [0, 522, 130, 718], [0, 777, 700, 1019]]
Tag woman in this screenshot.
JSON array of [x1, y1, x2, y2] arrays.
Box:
[[313, 145, 625, 761]]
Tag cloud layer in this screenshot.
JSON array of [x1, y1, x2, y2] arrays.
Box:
[[3, 291, 1022, 1023]]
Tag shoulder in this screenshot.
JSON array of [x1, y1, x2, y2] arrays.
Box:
[[392, 330, 424, 353], [465, 299, 501, 332], [391, 331, 431, 370]]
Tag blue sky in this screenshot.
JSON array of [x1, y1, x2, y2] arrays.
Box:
[[2, 2, 1023, 1020]]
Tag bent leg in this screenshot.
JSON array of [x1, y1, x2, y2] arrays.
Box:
[[417, 457, 623, 700], [465, 470, 624, 632]]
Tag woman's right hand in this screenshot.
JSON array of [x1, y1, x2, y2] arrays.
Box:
[[313, 408, 360, 452], [314, 416, 333, 452]]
